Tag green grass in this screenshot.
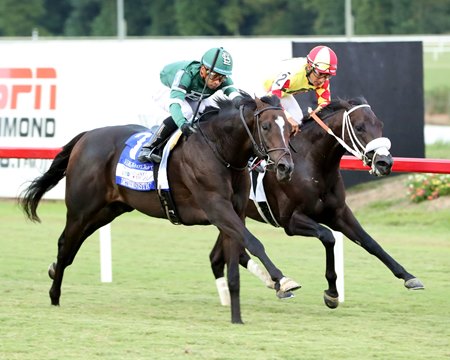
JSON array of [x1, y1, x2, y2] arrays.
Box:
[[426, 141, 450, 159], [424, 52, 450, 116], [0, 190, 449, 359], [424, 51, 450, 92]]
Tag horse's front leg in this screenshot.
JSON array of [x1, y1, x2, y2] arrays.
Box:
[[205, 203, 300, 322], [239, 225, 301, 293], [335, 206, 424, 290], [286, 212, 339, 308]]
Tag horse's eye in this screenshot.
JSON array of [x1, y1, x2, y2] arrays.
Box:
[[261, 123, 270, 131], [355, 124, 365, 132]]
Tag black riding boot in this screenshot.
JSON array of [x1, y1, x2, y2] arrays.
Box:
[[138, 117, 177, 163]]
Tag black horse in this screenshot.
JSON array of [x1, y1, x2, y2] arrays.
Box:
[[209, 97, 424, 308], [19, 94, 301, 324]]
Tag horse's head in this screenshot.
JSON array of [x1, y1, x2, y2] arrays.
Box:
[[316, 98, 393, 176], [199, 93, 293, 181], [241, 94, 294, 182]]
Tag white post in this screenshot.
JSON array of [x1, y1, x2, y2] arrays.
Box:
[[345, 0, 354, 39], [117, 0, 126, 40], [332, 231, 345, 302], [99, 224, 112, 282]]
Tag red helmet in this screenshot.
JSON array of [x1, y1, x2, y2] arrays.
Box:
[[306, 46, 338, 76]]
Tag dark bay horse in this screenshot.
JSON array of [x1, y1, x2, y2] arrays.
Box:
[[19, 94, 301, 324], [210, 97, 424, 308]]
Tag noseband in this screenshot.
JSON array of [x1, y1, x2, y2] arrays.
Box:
[[310, 104, 391, 175], [239, 105, 291, 169]]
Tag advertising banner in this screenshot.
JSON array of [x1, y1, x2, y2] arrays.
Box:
[[0, 38, 292, 198]]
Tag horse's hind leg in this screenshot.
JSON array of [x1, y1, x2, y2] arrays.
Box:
[[210, 234, 230, 306], [209, 232, 244, 323], [210, 234, 278, 306], [49, 220, 84, 306], [48, 231, 68, 305], [49, 205, 129, 306], [224, 234, 244, 324]]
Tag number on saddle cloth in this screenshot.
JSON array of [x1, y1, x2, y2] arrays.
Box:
[[114, 130, 183, 224]]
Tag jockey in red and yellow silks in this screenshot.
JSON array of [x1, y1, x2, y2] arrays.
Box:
[[263, 46, 338, 135]]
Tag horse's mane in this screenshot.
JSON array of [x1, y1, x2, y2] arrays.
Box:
[[200, 90, 281, 123], [301, 97, 368, 128]]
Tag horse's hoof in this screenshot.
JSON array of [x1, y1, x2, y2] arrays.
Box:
[[405, 278, 425, 290], [48, 262, 56, 280], [279, 277, 301, 292], [276, 290, 295, 300], [323, 291, 339, 309]]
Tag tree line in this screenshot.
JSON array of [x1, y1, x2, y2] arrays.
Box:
[[0, 0, 449, 37]]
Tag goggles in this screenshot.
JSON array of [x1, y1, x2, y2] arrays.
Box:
[[205, 68, 227, 82], [312, 67, 331, 80]]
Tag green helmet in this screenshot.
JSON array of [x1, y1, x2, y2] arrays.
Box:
[[201, 47, 233, 76]]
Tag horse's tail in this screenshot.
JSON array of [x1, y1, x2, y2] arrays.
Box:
[[19, 131, 87, 222]]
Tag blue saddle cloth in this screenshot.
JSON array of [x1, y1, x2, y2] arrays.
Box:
[[115, 131, 156, 191]]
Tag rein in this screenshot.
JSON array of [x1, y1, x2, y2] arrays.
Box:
[[309, 104, 391, 173], [196, 109, 247, 171], [197, 103, 290, 171]]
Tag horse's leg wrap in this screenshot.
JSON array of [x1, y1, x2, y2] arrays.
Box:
[[246, 259, 275, 289], [215, 277, 231, 306]]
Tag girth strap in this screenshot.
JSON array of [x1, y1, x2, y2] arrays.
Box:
[[153, 163, 183, 225]]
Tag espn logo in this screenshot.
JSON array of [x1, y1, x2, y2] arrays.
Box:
[[0, 67, 57, 110]]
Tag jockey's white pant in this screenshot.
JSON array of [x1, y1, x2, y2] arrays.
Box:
[[279, 94, 304, 124], [152, 84, 219, 122], [256, 87, 303, 124]]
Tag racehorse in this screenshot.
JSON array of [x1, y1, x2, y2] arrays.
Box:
[[19, 93, 301, 324], [209, 97, 424, 308]]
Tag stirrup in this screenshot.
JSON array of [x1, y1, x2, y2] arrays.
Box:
[[138, 147, 161, 163], [138, 146, 153, 163], [149, 149, 162, 163]]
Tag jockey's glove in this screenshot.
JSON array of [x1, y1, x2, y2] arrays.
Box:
[[180, 122, 197, 137], [307, 106, 323, 118]]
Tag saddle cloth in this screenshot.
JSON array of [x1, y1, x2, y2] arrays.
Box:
[[115, 130, 182, 191]]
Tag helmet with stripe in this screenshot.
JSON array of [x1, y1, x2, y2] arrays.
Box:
[[306, 46, 338, 76], [201, 47, 233, 76]]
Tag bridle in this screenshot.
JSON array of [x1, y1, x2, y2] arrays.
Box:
[[309, 104, 392, 175], [239, 104, 291, 170], [196, 103, 291, 171]]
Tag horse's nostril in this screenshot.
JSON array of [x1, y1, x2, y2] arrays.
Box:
[[377, 160, 393, 169]]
